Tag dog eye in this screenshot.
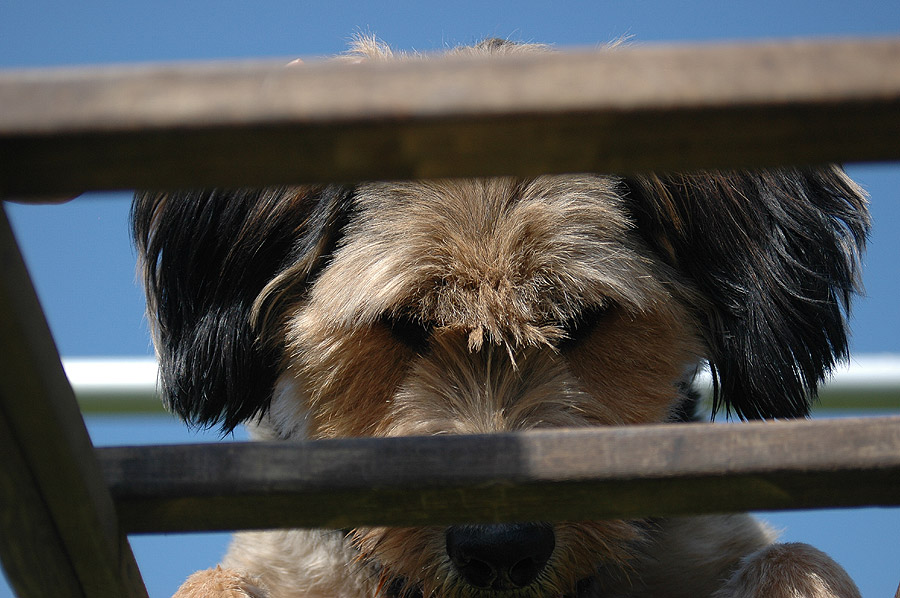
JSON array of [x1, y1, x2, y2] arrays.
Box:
[[383, 313, 433, 353], [558, 304, 612, 350]]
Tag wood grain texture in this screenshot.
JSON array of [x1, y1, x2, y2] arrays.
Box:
[[0, 206, 147, 597], [98, 416, 900, 534], [0, 413, 83, 598], [2, 37, 899, 197]]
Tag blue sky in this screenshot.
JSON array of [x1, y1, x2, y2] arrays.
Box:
[[2, 1, 899, 597], [3, 1, 900, 358]]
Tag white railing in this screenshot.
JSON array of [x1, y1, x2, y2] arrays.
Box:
[[64, 355, 900, 413]]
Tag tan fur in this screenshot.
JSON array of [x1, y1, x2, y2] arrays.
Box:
[[173, 566, 268, 598], [606, 515, 778, 598], [223, 531, 377, 598], [712, 544, 861, 598], [279, 176, 701, 440]]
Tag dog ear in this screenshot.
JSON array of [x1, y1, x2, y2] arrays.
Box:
[[132, 185, 354, 431], [621, 166, 868, 419]]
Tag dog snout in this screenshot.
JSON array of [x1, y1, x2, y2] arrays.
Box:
[[445, 523, 555, 591]]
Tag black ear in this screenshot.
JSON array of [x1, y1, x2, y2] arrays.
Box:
[[622, 166, 869, 419], [132, 185, 354, 431]]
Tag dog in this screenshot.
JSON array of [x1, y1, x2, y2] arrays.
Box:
[[132, 38, 869, 598]]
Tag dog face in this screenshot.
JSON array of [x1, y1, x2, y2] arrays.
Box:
[[274, 177, 701, 596], [280, 177, 701, 440], [132, 42, 869, 598]]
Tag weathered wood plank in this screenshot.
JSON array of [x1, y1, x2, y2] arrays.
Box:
[[0, 413, 83, 597], [0, 206, 147, 597], [99, 415, 900, 534], [2, 37, 900, 197]]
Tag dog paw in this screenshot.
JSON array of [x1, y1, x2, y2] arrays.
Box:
[[172, 566, 269, 598], [713, 543, 860, 598]]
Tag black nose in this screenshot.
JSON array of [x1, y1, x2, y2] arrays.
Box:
[[445, 523, 555, 590]]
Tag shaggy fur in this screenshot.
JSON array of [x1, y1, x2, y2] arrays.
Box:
[[132, 39, 868, 598]]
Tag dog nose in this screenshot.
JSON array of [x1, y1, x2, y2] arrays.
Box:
[[445, 523, 555, 590]]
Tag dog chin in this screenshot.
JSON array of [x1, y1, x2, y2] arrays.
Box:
[[381, 578, 603, 598], [355, 520, 640, 598], [383, 577, 602, 598]]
